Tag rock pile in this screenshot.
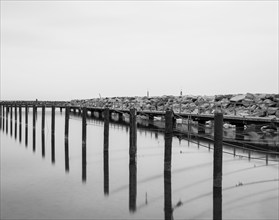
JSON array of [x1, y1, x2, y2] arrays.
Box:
[[71, 93, 279, 118]]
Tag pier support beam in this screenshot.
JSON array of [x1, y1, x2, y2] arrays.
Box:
[[82, 107, 87, 182], [164, 109, 173, 219], [129, 108, 137, 163], [14, 105, 17, 139], [51, 106, 55, 163], [19, 105, 22, 142], [33, 105, 36, 152], [41, 105, 45, 157], [25, 105, 28, 146], [164, 109, 173, 171], [213, 112, 223, 220], [104, 108, 109, 152], [10, 105, 13, 136]]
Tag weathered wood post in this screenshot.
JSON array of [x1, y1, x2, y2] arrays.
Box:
[[51, 106, 55, 163], [25, 105, 28, 146], [2, 104, 4, 131], [65, 106, 69, 140], [82, 107, 87, 182], [0, 104, 2, 130], [41, 105, 45, 157], [14, 105, 17, 139], [64, 106, 70, 172], [104, 151, 109, 195], [213, 112, 223, 220], [129, 159, 137, 212], [164, 109, 173, 220], [10, 105, 13, 136], [6, 106, 8, 133], [104, 108, 109, 152], [33, 105, 36, 152], [129, 108, 137, 163], [164, 109, 173, 171], [19, 105, 22, 142]]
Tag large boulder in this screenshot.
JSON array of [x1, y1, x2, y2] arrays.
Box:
[[230, 94, 246, 102]]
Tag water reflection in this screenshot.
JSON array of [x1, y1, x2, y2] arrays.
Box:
[[82, 146, 86, 182], [129, 161, 137, 212], [104, 151, 109, 195], [213, 186, 222, 220], [164, 170, 173, 220]]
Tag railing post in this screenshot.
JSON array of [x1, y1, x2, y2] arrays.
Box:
[[213, 112, 223, 220]]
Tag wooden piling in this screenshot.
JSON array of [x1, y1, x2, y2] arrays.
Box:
[[104, 108, 109, 152], [129, 108, 137, 163], [82, 107, 87, 182], [65, 106, 69, 139], [164, 110, 173, 171], [19, 105, 22, 142], [25, 105, 28, 146], [6, 106, 8, 133], [14, 105, 17, 139], [51, 106, 55, 163], [213, 112, 223, 220], [10, 105, 13, 136], [82, 107, 87, 149], [2, 105, 4, 131], [33, 105, 36, 151], [42, 105, 45, 133], [0, 104, 2, 130]]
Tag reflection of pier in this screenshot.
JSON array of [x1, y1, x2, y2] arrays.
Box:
[[1, 102, 278, 219]]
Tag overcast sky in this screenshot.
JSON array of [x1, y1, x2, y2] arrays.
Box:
[[1, 0, 278, 101]]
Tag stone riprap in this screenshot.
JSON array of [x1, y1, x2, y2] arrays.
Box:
[[70, 93, 279, 118]]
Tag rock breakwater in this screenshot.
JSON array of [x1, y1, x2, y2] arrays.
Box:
[[71, 93, 279, 118]]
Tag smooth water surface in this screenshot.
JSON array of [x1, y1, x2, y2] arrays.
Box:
[[1, 109, 278, 219]]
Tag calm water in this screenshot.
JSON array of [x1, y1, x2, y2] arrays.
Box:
[[1, 109, 278, 219]]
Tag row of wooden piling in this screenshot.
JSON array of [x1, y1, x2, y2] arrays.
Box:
[[0, 104, 223, 219]]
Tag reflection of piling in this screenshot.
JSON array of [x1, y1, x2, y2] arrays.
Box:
[[19, 105, 22, 142], [213, 112, 223, 220], [41, 105, 45, 157], [65, 137, 69, 172], [129, 108, 137, 163], [82, 107, 87, 182], [129, 161, 137, 212], [64, 106, 70, 172], [104, 108, 109, 152], [104, 151, 109, 195], [33, 105, 36, 152], [51, 106, 55, 163], [25, 105, 28, 146], [164, 110, 173, 171], [164, 170, 173, 220]]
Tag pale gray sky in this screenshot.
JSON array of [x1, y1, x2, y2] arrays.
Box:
[[1, 0, 278, 101]]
